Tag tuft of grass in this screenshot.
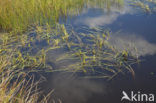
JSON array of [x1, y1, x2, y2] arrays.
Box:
[[0, 49, 51, 103], [0, 29, 54, 102]]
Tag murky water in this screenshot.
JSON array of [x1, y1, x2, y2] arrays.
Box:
[[41, 1, 156, 103]]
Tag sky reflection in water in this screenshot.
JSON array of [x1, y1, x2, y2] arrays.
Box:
[[64, 1, 156, 57], [45, 1, 156, 103]]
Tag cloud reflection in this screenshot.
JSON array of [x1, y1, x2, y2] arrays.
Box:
[[109, 33, 156, 57], [74, 4, 135, 27], [43, 73, 105, 103]]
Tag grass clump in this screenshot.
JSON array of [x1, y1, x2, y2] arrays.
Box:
[[0, 0, 125, 33], [0, 29, 54, 102], [0, 49, 51, 103], [0, 0, 85, 32]]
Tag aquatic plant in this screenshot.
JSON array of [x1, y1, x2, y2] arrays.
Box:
[[0, 47, 53, 103], [0, 22, 139, 103], [0, 29, 55, 102], [130, 0, 156, 13], [0, 0, 142, 102], [40, 24, 139, 80]]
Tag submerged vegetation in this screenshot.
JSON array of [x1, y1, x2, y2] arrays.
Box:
[[0, 0, 151, 102], [0, 23, 139, 102], [130, 0, 156, 13]]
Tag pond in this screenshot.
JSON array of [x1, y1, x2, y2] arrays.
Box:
[[0, 0, 156, 103], [40, 0, 156, 103]]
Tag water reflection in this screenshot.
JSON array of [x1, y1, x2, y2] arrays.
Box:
[[43, 73, 105, 103], [44, 0, 156, 103], [73, 4, 134, 27], [109, 33, 156, 57], [65, 0, 156, 58]]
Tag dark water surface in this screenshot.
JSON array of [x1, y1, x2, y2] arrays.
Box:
[[41, 1, 156, 103]]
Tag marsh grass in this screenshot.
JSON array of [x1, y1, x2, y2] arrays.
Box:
[[0, 0, 125, 33], [0, 28, 55, 102], [0, 71, 53, 103], [0, 0, 86, 32], [0, 47, 52, 103], [0, 20, 138, 103], [38, 24, 139, 80], [0, 0, 143, 102]]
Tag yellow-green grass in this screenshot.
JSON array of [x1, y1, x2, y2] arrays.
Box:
[[0, 0, 124, 33], [0, 0, 84, 32], [0, 48, 46, 103], [0, 31, 54, 102]]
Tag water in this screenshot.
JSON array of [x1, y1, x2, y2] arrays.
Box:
[[41, 1, 156, 103]]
